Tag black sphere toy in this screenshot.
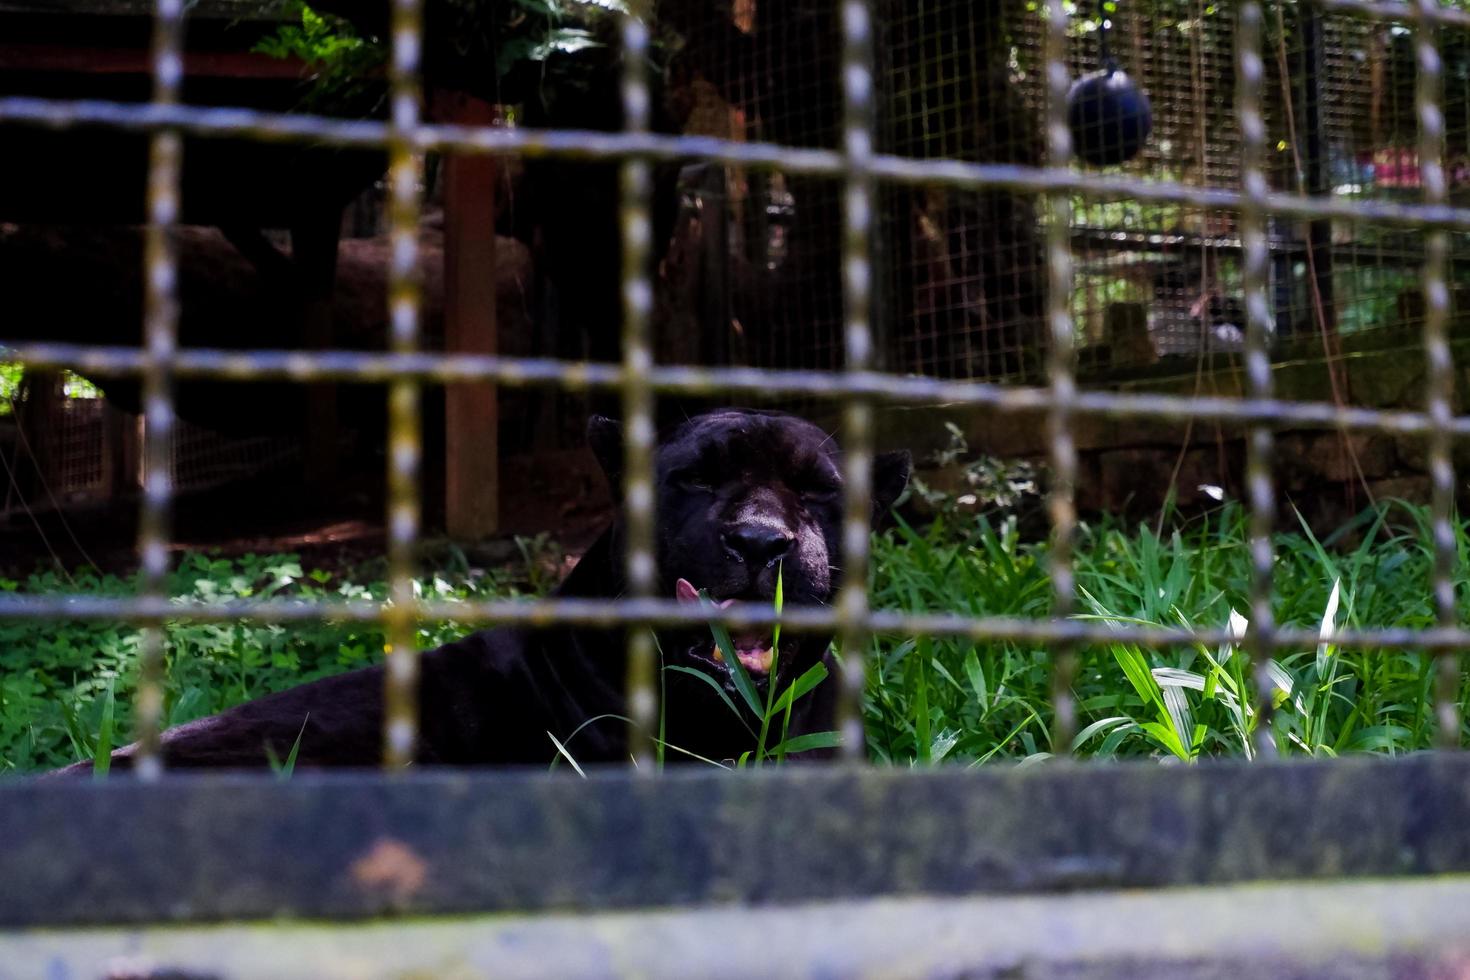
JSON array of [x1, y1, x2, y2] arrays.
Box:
[[1065, 2, 1152, 166]]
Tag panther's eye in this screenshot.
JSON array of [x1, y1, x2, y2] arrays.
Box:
[[673, 472, 714, 493], [800, 483, 841, 504]]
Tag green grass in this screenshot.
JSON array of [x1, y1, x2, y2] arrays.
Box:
[[3, 499, 1468, 773], [0, 547, 548, 773], [866, 499, 1468, 764]]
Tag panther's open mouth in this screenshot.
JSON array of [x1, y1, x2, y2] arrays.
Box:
[[675, 577, 776, 675]]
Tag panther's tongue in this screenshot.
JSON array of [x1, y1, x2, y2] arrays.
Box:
[[675, 577, 774, 675]]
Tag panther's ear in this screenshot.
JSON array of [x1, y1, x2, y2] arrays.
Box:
[[871, 450, 912, 521], [587, 415, 624, 494]]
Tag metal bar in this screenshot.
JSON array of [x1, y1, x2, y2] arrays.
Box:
[[1237, 0, 1279, 761], [1317, 0, 1470, 29], [9, 96, 1470, 231], [1043, 0, 1078, 755], [381, 0, 426, 770], [619, 2, 658, 769], [835, 0, 877, 762], [13, 344, 1470, 434], [7, 592, 1470, 656], [1415, 0, 1461, 750], [131, 0, 186, 781]]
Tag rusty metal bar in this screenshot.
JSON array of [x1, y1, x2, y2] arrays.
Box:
[[1043, 0, 1079, 755], [381, 0, 426, 770], [131, 0, 186, 781], [834, 0, 878, 762], [16, 344, 1470, 435], [619, 2, 659, 768], [1237, 0, 1279, 760], [9, 591, 1470, 657], [1415, 0, 1461, 750], [11, 96, 1470, 231]]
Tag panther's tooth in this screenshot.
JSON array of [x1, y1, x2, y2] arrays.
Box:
[[676, 578, 699, 603]]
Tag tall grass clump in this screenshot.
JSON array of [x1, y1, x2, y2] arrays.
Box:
[[866, 499, 1469, 764]]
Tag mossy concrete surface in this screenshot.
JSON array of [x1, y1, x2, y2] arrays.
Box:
[[5, 876, 1470, 980], [6, 754, 1470, 928]]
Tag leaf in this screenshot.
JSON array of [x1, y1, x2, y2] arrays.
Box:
[[765, 731, 840, 757], [769, 661, 829, 716], [547, 731, 586, 778], [703, 593, 764, 718], [1316, 578, 1341, 677], [1071, 715, 1134, 752], [963, 648, 988, 705], [91, 679, 115, 778]]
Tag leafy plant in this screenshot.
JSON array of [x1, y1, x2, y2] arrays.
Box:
[[667, 569, 839, 767], [252, 2, 386, 113], [6, 497, 1470, 774]]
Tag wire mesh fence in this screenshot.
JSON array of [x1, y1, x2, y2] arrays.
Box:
[[0, 0, 1467, 776]]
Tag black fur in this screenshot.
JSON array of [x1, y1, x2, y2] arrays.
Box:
[[55, 410, 910, 772]]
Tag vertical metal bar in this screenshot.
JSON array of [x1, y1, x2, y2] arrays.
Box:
[[1237, 0, 1279, 760], [1043, 0, 1079, 755], [382, 0, 426, 769], [836, 0, 877, 762], [1415, 0, 1460, 749], [619, 2, 658, 768], [1298, 5, 1336, 338], [132, 0, 185, 781]]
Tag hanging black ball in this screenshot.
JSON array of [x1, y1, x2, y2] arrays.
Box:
[[1066, 67, 1153, 167]]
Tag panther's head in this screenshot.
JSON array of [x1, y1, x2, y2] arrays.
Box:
[[589, 409, 910, 692]]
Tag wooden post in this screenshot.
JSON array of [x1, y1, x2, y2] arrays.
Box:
[[436, 92, 500, 539]]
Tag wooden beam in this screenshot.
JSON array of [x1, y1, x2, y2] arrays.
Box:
[[436, 92, 500, 540], [0, 44, 307, 79]]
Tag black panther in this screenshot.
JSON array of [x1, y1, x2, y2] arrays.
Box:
[[57, 409, 909, 772]]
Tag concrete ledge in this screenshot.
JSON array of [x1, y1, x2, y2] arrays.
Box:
[[6, 754, 1470, 927], [6, 876, 1470, 980]]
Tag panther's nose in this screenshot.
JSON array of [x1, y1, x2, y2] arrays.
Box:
[[722, 524, 795, 567]]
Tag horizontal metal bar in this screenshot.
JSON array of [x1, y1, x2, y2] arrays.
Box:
[[4, 343, 1462, 435], [5, 756, 1470, 926], [8, 877, 1470, 980], [1, 592, 1468, 654], [7, 96, 1470, 232], [1317, 0, 1470, 28]]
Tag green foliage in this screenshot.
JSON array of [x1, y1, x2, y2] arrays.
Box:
[[669, 569, 840, 767], [0, 548, 544, 773], [7, 498, 1470, 774], [252, 2, 386, 112], [865, 498, 1469, 765], [0, 361, 20, 415], [496, 0, 630, 80]]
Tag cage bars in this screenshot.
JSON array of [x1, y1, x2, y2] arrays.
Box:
[[1044, 0, 1080, 753], [1415, 0, 1462, 748], [1237, 0, 1280, 758], [132, 0, 185, 779], [619, 3, 659, 768], [836, 0, 878, 760], [0, 0, 1466, 766]]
